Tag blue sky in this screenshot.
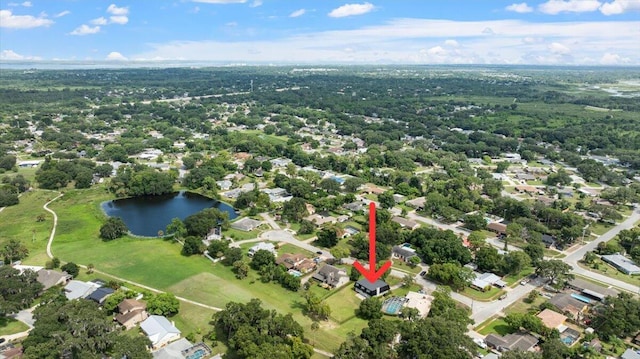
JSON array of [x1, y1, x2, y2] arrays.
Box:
[[1, 0, 638, 65]]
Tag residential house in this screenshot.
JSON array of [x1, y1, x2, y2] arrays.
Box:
[[152, 338, 193, 359], [487, 222, 507, 236], [116, 298, 148, 330], [485, 333, 538, 352], [296, 259, 318, 273], [471, 272, 507, 292], [36, 269, 72, 291], [393, 194, 406, 204], [305, 203, 316, 215], [140, 315, 182, 349], [392, 245, 418, 263], [601, 254, 640, 275], [542, 234, 556, 248], [567, 278, 619, 302], [354, 279, 390, 298], [515, 173, 537, 181], [312, 264, 349, 289], [391, 217, 419, 230], [515, 185, 539, 194], [621, 349, 640, 359], [216, 180, 233, 191], [343, 201, 365, 212], [248, 242, 277, 257], [363, 184, 385, 195], [305, 213, 338, 226], [64, 280, 101, 300], [405, 197, 426, 210], [342, 226, 360, 238], [87, 287, 115, 304], [231, 217, 262, 232], [548, 294, 589, 319], [537, 309, 567, 330], [276, 253, 306, 270]]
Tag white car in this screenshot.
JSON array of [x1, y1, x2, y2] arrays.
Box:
[[473, 338, 487, 349]]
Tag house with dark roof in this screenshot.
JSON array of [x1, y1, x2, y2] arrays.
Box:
[[548, 293, 588, 319], [391, 217, 419, 230], [485, 332, 538, 352], [354, 279, 390, 298], [312, 264, 349, 289], [392, 245, 418, 263], [405, 197, 426, 210], [542, 234, 556, 248], [87, 287, 115, 304]]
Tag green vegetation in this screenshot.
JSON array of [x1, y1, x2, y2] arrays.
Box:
[[477, 317, 512, 336], [0, 316, 30, 336]]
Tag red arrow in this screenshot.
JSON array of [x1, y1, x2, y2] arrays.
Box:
[[353, 202, 391, 283]]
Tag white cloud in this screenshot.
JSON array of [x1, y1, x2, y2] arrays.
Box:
[[55, 10, 70, 18], [250, 0, 262, 8], [289, 9, 306, 18], [90, 17, 108, 25], [600, 52, 630, 64], [132, 18, 640, 65], [548, 42, 570, 54], [106, 51, 128, 61], [191, 0, 247, 3], [70, 24, 101, 35], [107, 4, 129, 16], [538, 0, 602, 14], [505, 2, 533, 13], [0, 49, 41, 60], [109, 15, 128, 24], [328, 2, 375, 18], [0, 9, 53, 28], [21, 1, 32, 7], [600, 0, 640, 15], [444, 39, 459, 47]]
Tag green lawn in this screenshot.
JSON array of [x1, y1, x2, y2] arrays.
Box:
[[577, 260, 640, 288], [0, 189, 60, 265], [503, 267, 535, 287], [462, 286, 504, 301], [477, 317, 512, 336], [323, 285, 361, 323], [391, 261, 422, 275], [0, 316, 30, 336], [224, 227, 260, 241], [506, 296, 545, 315], [590, 222, 614, 236]]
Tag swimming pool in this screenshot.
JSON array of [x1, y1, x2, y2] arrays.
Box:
[[185, 349, 206, 359], [382, 297, 405, 315]]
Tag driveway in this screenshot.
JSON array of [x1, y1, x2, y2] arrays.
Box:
[[233, 229, 334, 259]]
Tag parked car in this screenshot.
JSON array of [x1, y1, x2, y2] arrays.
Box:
[[498, 294, 507, 300], [473, 338, 487, 349], [420, 271, 427, 277]]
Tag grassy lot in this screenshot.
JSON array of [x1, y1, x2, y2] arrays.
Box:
[[503, 267, 535, 287], [462, 286, 504, 301], [391, 261, 422, 275], [288, 222, 316, 240], [389, 284, 423, 298], [590, 222, 614, 236], [323, 285, 361, 323], [506, 296, 545, 315], [0, 190, 59, 265], [577, 259, 640, 288], [2, 166, 39, 184], [543, 249, 566, 259], [277, 243, 315, 258], [0, 316, 30, 336], [224, 227, 260, 241], [477, 317, 512, 336]]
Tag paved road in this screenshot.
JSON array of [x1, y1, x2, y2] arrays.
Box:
[[406, 211, 470, 237], [232, 229, 335, 259], [260, 212, 281, 230], [564, 208, 640, 294]]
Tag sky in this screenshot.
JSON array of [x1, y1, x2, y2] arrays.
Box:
[[0, 0, 639, 65]]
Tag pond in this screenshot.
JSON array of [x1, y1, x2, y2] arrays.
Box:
[[101, 191, 237, 237]]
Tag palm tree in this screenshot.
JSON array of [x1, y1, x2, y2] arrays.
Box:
[[310, 321, 319, 345]]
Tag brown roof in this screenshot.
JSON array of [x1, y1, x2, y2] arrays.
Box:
[[487, 222, 507, 234], [537, 308, 567, 329], [118, 298, 146, 314], [276, 253, 306, 269], [297, 258, 317, 272], [515, 185, 538, 193], [115, 309, 147, 326]]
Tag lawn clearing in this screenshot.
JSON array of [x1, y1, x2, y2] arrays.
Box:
[[0, 316, 29, 336], [0, 189, 59, 265], [462, 286, 504, 301], [323, 285, 360, 323], [477, 317, 513, 336]]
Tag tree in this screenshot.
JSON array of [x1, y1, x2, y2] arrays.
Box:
[[207, 240, 229, 258], [344, 177, 365, 193], [502, 251, 531, 275], [535, 259, 573, 287], [222, 247, 243, 266], [475, 246, 503, 273], [400, 307, 420, 321], [427, 262, 474, 291], [35, 169, 70, 189], [233, 260, 249, 279], [0, 187, 19, 207], [310, 321, 320, 345], [95, 163, 114, 177], [496, 161, 510, 173], [0, 266, 43, 316], [74, 168, 94, 189], [282, 197, 308, 222], [251, 249, 275, 270], [502, 350, 542, 359], [165, 217, 187, 239], [22, 299, 151, 358], [397, 316, 476, 359], [181, 236, 204, 256], [298, 219, 315, 235], [591, 292, 640, 340], [467, 231, 486, 251], [304, 292, 331, 321], [99, 217, 129, 240], [378, 191, 395, 209], [61, 262, 80, 277], [524, 243, 545, 266], [357, 297, 383, 320], [315, 227, 339, 248], [147, 293, 180, 316], [539, 338, 569, 359], [402, 274, 414, 287], [2, 238, 29, 263], [463, 213, 487, 231], [184, 207, 229, 237]]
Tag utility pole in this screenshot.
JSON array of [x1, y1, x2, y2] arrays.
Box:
[[581, 224, 589, 245]]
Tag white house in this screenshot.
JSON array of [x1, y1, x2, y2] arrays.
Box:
[[140, 315, 182, 349]]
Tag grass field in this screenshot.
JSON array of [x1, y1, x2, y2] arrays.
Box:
[[477, 317, 512, 336], [45, 187, 365, 353], [577, 259, 640, 288], [462, 286, 504, 301], [0, 317, 29, 336], [0, 190, 59, 265]]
